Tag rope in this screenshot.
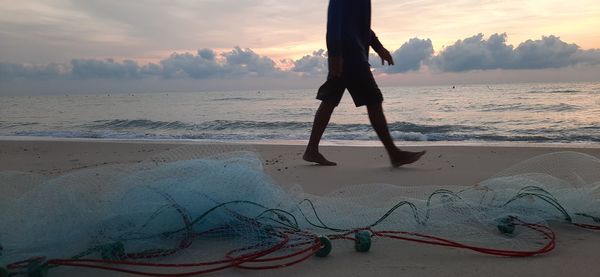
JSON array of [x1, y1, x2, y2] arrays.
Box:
[[3, 185, 597, 276]]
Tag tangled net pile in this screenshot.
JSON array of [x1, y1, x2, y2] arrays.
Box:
[[1, 146, 599, 276]]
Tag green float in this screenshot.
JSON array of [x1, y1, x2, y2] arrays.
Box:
[[315, 236, 332, 257], [497, 217, 516, 235], [354, 230, 372, 252]]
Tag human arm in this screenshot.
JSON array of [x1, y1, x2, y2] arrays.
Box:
[[370, 30, 394, 66]]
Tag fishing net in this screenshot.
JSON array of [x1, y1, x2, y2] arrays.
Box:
[[0, 147, 598, 276]]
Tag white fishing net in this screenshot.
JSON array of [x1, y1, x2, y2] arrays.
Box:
[[0, 147, 598, 275]]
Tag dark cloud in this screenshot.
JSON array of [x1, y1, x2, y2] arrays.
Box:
[[2, 47, 283, 80], [222, 47, 282, 77], [574, 49, 600, 65], [431, 33, 600, 72], [290, 49, 328, 76], [0, 62, 66, 80], [371, 38, 434, 73], [2, 35, 600, 81], [71, 59, 143, 79], [513, 35, 579, 69], [139, 62, 163, 76], [158, 49, 223, 79], [155, 47, 282, 79], [430, 33, 514, 72]]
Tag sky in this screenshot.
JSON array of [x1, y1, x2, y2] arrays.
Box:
[[1, 0, 600, 95]]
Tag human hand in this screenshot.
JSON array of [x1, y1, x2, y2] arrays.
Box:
[[328, 56, 343, 77], [377, 48, 394, 66]]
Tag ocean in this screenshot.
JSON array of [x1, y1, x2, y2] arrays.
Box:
[[1, 82, 600, 144]]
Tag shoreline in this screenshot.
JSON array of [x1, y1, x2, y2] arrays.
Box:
[[2, 135, 600, 148]]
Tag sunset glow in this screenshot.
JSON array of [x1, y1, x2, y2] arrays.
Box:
[[1, 0, 599, 94]]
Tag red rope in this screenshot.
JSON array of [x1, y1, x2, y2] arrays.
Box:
[[233, 238, 321, 270], [9, 219, 561, 276], [373, 220, 555, 257], [44, 229, 289, 276], [45, 228, 322, 275], [573, 223, 600, 230]]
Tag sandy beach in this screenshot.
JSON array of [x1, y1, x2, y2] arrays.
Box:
[[1, 139, 600, 276]]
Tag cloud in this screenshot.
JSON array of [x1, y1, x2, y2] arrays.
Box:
[[158, 49, 223, 79], [2, 35, 600, 82], [222, 47, 282, 77], [27, 47, 284, 80], [157, 47, 282, 79], [574, 49, 600, 65], [290, 38, 433, 76], [371, 38, 433, 73], [0, 62, 67, 80], [71, 59, 144, 79], [430, 33, 514, 72], [290, 49, 328, 76], [431, 33, 600, 72], [513, 35, 580, 69]]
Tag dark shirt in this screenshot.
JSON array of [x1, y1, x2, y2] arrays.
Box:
[[326, 0, 384, 65]]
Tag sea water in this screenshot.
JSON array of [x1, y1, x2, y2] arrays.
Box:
[[1, 82, 600, 143]]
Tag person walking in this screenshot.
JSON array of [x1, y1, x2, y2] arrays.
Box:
[[303, 0, 426, 167]]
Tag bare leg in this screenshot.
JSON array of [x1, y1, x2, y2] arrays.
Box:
[[366, 103, 426, 167], [303, 102, 337, 165]]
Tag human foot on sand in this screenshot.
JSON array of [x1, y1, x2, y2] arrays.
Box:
[[390, 150, 426, 168], [303, 151, 337, 166]]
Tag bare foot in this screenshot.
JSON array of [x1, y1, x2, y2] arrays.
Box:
[[303, 151, 337, 166], [390, 150, 426, 168]]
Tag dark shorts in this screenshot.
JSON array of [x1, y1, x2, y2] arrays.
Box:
[[316, 65, 383, 107]]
